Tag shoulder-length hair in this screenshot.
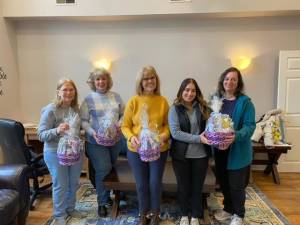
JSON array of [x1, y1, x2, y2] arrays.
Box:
[[54, 78, 79, 111], [174, 78, 210, 120], [217, 67, 245, 97], [135, 65, 161, 95], [87, 68, 113, 92]]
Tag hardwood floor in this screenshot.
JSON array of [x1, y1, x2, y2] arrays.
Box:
[[252, 171, 300, 225], [26, 172, 300, 225]]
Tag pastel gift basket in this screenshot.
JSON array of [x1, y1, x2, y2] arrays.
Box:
[[205, 95, 234, 146], [137, 104, 161, 162], [57, 112, 84, 166], [97, 108, 121, 146]]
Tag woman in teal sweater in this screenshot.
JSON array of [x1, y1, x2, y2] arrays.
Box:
[[212, 67, 255, 225]]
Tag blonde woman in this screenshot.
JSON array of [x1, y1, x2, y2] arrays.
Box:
[[121, 66, 170, 225], [38, 78, 85, 225], [80, 68, 124, 217]]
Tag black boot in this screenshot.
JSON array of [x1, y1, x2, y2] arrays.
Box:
[[139, 214, 148, 225], [150, 213, 160, 225], [98, 205, 107, 217]]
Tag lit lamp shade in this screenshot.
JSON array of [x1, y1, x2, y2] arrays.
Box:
[[94, 59, 111, 71], [231, 56, 251, 70]]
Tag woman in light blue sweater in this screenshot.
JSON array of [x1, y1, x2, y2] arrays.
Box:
[[38, 78, 85, 225]]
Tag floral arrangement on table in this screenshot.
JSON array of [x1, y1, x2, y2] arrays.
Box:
[[57, 112, 84, 166], [96, 108, 121, 146], [137, 104, 161, 162], [205, 95, 234, 146]]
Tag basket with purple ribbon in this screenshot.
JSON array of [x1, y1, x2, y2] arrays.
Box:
[[137, 128, 160, 162], [137, 104, 161, 162], [96, 108, 121, 146], [205, 96, 234, 146], [97, 123, 121, 146], [57, 136, 84, 166], [57, 111, 84, 166]]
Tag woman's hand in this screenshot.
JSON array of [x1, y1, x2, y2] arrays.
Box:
[[200, 131, 211, 145], [159, 134, 168, 145], [92, 131, 101, 144], [130, 136, 140, 149], [57, 122, 70, 135], [218, 133, 235, 150]]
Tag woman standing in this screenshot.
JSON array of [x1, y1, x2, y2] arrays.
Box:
[[38, 78, 85, 225], [80, 68, 124, 217], [213, 67, 255, 225], [121, 66, 170, 225], [168, 78, 211, 225]]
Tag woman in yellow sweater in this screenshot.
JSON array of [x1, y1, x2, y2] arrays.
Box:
[[121, 66, 170, 225]]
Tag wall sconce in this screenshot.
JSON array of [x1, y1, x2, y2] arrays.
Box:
[[231, 56, 252, 70], [93, 58, 112, 71]]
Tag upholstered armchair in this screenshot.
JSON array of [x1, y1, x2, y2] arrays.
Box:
[[0, 164, 30, 225]]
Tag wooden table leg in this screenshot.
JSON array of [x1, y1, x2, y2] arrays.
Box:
[[111, 190, 120, 219], [264, 152, 282, 184]]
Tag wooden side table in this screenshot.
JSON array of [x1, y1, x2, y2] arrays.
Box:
[[252, 142, 292, 184]]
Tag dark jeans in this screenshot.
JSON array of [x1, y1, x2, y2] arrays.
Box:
[[87, 136, 127, 188], [214, 150, 250, 218], [86, 142, 121, 206], [172, 157, 209, 218], [127, 150, 168, 214]]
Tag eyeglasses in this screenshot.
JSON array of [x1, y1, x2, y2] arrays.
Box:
[[60, 89, 75, 93], [142, 76, 156, 82]]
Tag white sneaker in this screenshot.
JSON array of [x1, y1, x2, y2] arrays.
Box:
[[214, 210, 232, 221], [190, 217, 200, 225], [180, 216, 190, 225], [67, 209, 87, 218], [53, 217, 66, 225], [229, 214, 244, 225]]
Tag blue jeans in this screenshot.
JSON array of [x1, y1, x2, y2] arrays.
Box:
[[44, 150, 83, 219], [127, 150, 168, 214], [86, 141, 121, 206]]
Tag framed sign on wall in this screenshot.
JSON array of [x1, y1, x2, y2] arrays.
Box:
[[0, 66, 7, 96]]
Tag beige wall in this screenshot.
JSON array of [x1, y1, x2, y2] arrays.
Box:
[[0, 0, 21, 121], [15, 16, 300, 123], [3, 0, 300, 18]]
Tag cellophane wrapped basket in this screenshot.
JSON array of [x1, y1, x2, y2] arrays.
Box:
[[57, 111, 84, 166], [205, 96, 234, 146], [57, 135, 84, 166], [96, 108, 121, 146], [137, 104, 161, 162]]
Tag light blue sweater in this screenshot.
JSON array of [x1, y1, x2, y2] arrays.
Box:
[[38, 103, 80, 152], [80, 91, 124, 145]]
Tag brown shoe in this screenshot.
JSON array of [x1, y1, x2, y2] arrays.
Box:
[[139, 214, 148, 225], [150, 213, 160, 225]]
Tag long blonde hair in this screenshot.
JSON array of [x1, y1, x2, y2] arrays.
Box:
[[135, 65, 161, 95], [54, 78, 79, 111]]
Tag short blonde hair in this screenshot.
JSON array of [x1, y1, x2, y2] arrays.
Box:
[[135, 65, 161, 95], [54, 78, 79, 111], [87, 68, 113, 92]]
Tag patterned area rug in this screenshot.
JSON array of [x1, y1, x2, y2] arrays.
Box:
[[45, 183, 290, 225]]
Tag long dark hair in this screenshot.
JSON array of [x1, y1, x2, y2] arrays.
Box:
[[217, 67, 245, 97], [174, 78, 210, 120]]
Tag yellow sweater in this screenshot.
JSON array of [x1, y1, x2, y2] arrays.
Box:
[[121, 95, 170, 152]]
